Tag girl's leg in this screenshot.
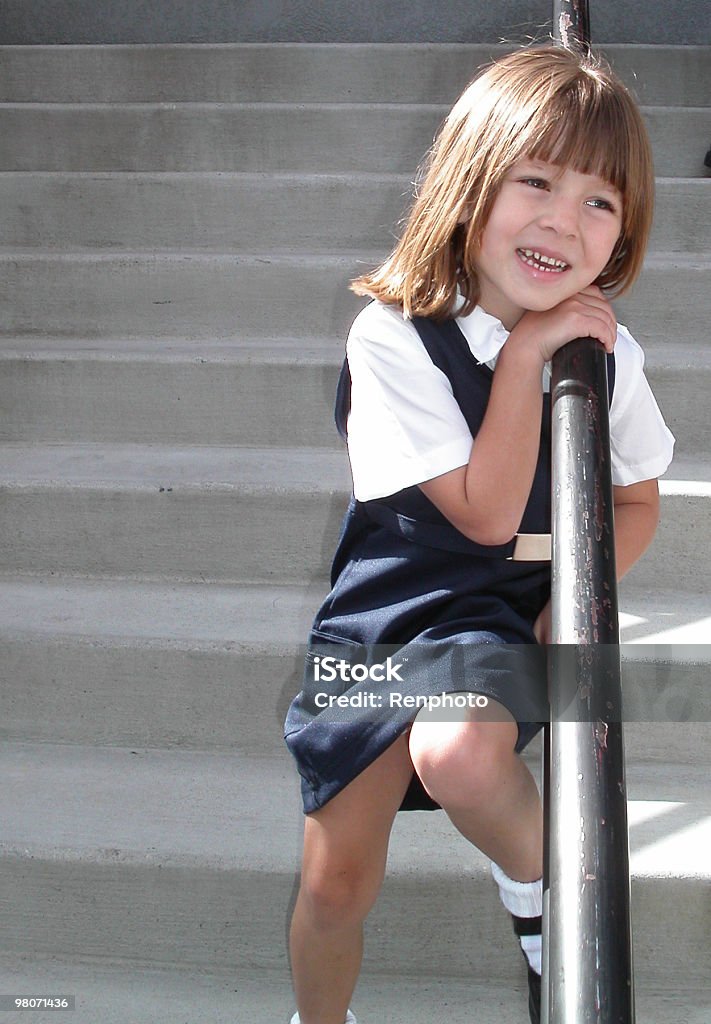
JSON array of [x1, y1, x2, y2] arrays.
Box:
[[289, 732, 414, 1024], [409, 701, 544, 1024], [407, 699, 542, 881]]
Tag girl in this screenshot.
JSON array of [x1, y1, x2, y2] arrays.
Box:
[[284, 45, 674, 1024]]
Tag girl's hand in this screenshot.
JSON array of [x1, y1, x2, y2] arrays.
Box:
[[508, 286, 618, 365], [533, 601, 552, 646]]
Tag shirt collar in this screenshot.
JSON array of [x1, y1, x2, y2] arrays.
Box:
[[454, 300, 552, 388], [455, 303, 510, 366]]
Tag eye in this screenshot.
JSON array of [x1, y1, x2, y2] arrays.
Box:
[[520, 177, 549, 190], [586, 197, 618, 213]]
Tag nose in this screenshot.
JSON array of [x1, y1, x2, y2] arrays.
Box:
[[537, 195, 579, 238]]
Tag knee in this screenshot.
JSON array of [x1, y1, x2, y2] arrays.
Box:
[[298, 858, 382, 930], [408, 714, 517, 810]]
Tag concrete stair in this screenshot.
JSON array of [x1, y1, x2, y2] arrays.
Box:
[[2, 172, 709, 252], [0, 445, 709, 592], [0, 573, 709, 756], [0, 744, 709, 1022], [0, 336, 709, 455], [1, 43, 710, 105], [1, 252, 710, 343], [1, 744, 709, 973], [2, 102, 709, 176], [0, 42, 709, 1023]]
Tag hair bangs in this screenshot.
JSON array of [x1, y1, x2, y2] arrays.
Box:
[[526, 82, 630, 194]]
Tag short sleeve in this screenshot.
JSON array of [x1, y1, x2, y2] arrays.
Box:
[[609, 325, 675, 486], [345, 302, 473, 501]]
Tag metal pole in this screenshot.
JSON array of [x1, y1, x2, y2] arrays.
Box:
[[546, 344, 635, 1024], [544, 4, 636, 1023], [552, 0, 591, 52]]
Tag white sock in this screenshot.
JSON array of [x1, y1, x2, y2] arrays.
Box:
[[490, 861, 542, 975], [519, 931, 542, 976]]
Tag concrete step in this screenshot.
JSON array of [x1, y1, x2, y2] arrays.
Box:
[[0, 445, 707, 589], [1, 955, 708, 1024], [0, 443, 350, 583], [0, 335, 345, 447], [0, 741, 709, 985], [0, 955, 296, 1024], [0, 573, 709, 760], [0, 173, 707, 254], [0, 172, 407, 255], [0, 575, 321, 756], [645, 343, 711, 461], [0, 336, 704, 458], [1, 103, 708, 176], [0, 251, 364, 341], [3, 2, 711, 46], [0, 958, 709, 1024], [0, 252, 709, 348], [0, 955, 485, 1024], [1, 44, 709, 107], [0, 336, 345, 447]]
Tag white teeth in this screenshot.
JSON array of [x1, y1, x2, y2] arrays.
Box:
[[518, 249, 568, 272]]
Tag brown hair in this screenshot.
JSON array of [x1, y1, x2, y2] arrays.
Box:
[[351, 45, 654, 320]]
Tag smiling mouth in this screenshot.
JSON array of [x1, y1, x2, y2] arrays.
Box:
[[516, 249, 570, 273]]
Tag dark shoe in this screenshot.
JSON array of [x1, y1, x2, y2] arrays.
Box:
[[526, 963, 541, 1024], [511, 913, 542, 1024]]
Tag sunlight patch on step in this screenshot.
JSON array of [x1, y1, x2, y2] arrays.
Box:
[[619, 610, 649, 634], [625, 616, 711, 645], [620, 605, 711, 645], [627, 800, 680, 828], [659, 479, 711, 497], [629, 808, 711, 879]]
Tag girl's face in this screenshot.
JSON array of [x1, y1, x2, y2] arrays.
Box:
[[473, 158, 623, 329]]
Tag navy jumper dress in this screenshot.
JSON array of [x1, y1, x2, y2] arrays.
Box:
[[285, 314, 615, 814]]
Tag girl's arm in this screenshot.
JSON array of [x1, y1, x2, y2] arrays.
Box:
[[419, 287, 617, 545], [610, 478, 660, 578], [419, 335, 544, 545], [533, 477, 660, 644]]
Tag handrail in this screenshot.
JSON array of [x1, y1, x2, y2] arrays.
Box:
[[542, 3, 636, 1023]]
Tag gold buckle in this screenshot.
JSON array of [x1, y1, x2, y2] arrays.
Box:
[[509, 533, 551, 562]]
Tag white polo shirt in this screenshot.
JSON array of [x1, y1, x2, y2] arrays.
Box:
[[345, 299, 675, 502]]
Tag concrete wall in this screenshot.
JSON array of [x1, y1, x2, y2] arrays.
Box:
[[2, 0, 710, 45]]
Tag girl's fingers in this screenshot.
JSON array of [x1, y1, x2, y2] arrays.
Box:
[[511, 291, 618, 361], [565, 308, 615, 349], [568, 293, 617, 350]]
